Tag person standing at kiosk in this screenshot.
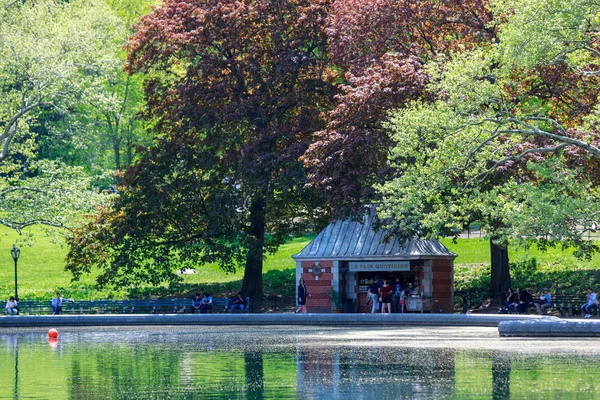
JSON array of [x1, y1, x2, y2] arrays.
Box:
[[380, 280, 393, 314], [367, 277, 380, 313]]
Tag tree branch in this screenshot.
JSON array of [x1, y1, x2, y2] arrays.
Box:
[[0, 218, 65, 235], [464, 142, 569, 189], [0, 186, 53, 197]]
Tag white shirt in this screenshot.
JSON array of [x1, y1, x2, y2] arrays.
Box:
[[5, 300, 17, 309]]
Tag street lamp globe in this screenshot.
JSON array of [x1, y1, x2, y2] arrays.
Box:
[[11, 245, 20, 261]]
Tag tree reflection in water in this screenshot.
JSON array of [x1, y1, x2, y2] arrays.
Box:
[[0, 328, 599, 398]]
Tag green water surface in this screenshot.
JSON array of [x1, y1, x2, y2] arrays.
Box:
[[0, 326, 598, 399]]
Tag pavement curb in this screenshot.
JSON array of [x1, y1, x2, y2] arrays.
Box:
[[0, 313, 549, 328], [499, 319, 600, 337]]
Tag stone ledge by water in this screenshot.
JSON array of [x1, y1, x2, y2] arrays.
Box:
[[0, 313, 547, 328], [499, 319, 600, 337]]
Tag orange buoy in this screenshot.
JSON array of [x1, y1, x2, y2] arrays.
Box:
[[48, 328, 58, 338]]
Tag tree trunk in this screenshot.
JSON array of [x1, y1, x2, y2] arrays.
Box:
[[113, 136, 121, 171], [241, 194, 266, 301], [490, 238, 510, 307]]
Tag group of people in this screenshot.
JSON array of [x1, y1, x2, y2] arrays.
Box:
[[5, 285, 600, 318], [367, 277, 419, 314], [501, 287, 600, 318], [4, 292, 74, 316], [192, 291, 246, 313], [501, 287, 552, 315], [500, 288, 547, 315], [191, 293, 214, 313]]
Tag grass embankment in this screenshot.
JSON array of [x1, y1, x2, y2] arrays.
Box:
[[1, 225, 599, 302], [0, 226, 310, 301]]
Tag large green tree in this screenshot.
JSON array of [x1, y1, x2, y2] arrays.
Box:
[[38, 0, 157, 172], [379, 0, 600, 301], [0, 0, 125, 231], [66, 0, 334, 298], [0, 0, 123, 162]]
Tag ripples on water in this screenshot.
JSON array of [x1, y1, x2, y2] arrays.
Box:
[[1, 326, 599, 399]]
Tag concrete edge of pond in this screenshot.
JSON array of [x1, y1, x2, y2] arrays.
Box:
[[498, 319, 600, 337], [0, 313, 552, 328]]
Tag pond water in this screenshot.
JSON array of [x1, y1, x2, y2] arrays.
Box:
[[1, 325, 600, 399]]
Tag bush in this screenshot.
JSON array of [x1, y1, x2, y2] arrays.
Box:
[[454, 264, 490, 306]]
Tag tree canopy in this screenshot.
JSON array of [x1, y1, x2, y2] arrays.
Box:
[[377, 0, 600, 298], [0, 0, 129, 233], [52, 0, 600, 301], [67, 0, 335, 298], [301, 0, 494, 215]]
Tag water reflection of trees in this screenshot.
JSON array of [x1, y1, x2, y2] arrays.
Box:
[[492, 352, 511, 400], [245, 351, 264, 400], [296, 347, 456, 398], [3, 332, 600, 398]]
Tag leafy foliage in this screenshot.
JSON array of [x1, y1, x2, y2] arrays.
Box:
[[0, 0, 124, 162], [379, 0, 600, 247], [302, 0, 494, 215], [371, 0, 600, 300], [67, 0, 335, 298]]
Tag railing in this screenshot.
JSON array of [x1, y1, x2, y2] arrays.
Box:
[[9, 298, 251, 315]]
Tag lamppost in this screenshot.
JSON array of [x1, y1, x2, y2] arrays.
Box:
[[11, 245, 20, 301]]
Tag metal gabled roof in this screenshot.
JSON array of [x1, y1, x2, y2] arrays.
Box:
[[293, 213, 456, 260]]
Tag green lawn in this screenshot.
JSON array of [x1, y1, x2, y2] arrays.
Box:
[[0, 227, 312, 301], [1, 225, 598, 301], [440, 238, 600, 268]]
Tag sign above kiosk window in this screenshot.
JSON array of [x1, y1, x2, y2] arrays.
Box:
[[348, 261, 410, 272]]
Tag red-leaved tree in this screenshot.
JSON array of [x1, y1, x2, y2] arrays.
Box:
[[302, 0, 494, 215], [67, 0, 335, 299]]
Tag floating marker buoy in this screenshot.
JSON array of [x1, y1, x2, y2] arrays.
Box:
[[48, 328, 58, 338]]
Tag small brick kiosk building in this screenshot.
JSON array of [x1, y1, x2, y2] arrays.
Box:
[[293, 213, 457, 313]]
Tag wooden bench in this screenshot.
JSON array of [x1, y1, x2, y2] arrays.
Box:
[[12, 298, 251, 315], [548, 296, 585, 317], [183, 297, 251, 313]]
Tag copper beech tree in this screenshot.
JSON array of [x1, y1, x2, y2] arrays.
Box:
[[302, 0, 494, 216], [66, 0, 335, 299]]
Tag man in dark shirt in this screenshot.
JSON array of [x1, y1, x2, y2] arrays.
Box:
[[367, 278, 380, 313], [191, 293, 203, 313], [230, 291, 245, 313], [517, 288, 533, 314]]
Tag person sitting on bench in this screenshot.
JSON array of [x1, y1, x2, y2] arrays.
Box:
[[230, 292, 245, 314], [51, 292, 73, 315], [535, 288, 552, 315], [516, 288, 533, 314], [200, 293, 213, 313], [5, 296, 18, 315], [192, 293, 203, 313], [581, 288, 598, 318]]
